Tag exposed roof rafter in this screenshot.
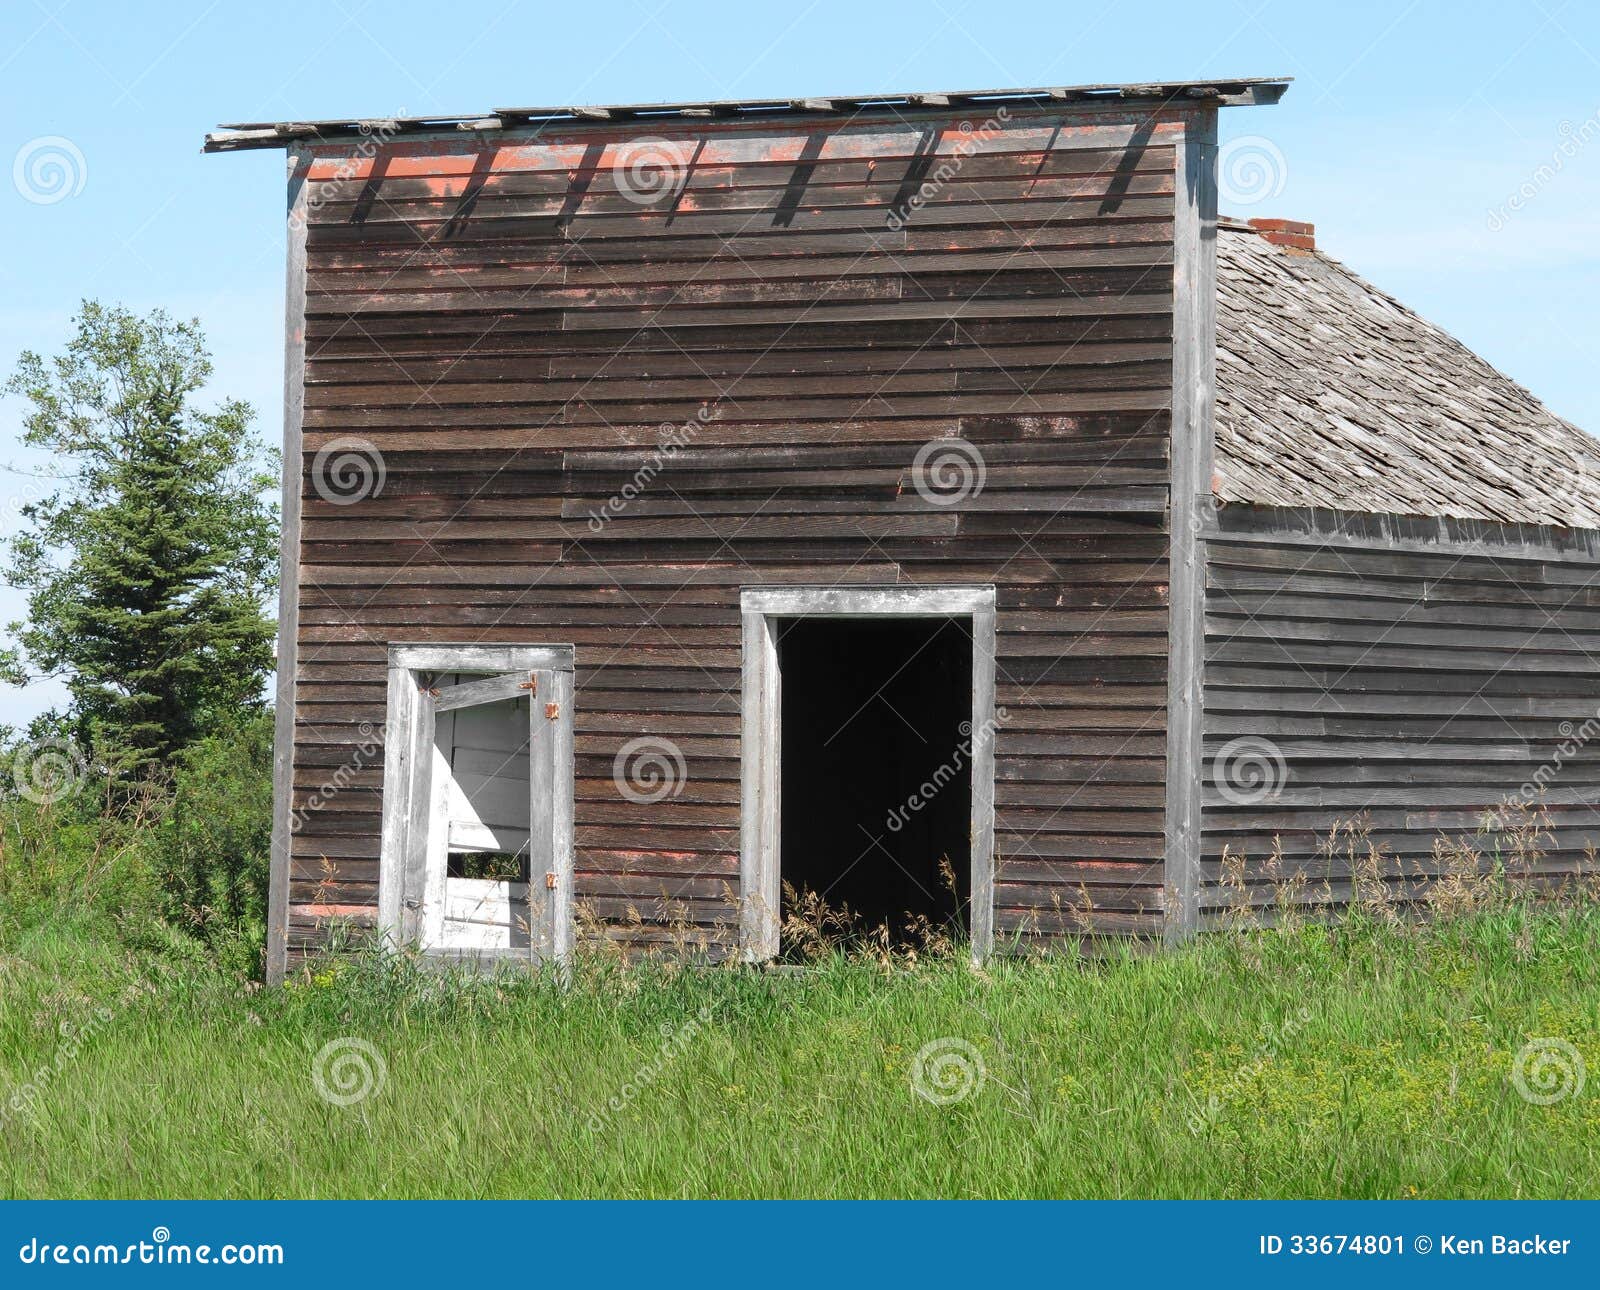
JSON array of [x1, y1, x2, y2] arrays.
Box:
[[203, 76, 1290, 152]]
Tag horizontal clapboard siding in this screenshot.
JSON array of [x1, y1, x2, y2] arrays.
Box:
[[285, 107, 1187, 959], [1200, 505, 1600, 913]]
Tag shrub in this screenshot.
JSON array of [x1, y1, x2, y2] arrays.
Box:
[[146, 711, 273, 973], [0, 712, 273, 978]]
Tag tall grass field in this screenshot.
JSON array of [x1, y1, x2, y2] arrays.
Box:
[[2, 897, 1598, 1198]]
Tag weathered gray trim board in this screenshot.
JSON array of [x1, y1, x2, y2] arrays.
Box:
[[205, 80, 1289, 151], [1208, 502, 1600, 563], [738, 584, 999, 963], [266, 146, 308, 986], [1162, 108, 1218, 943], [377, 643, 576, 968], [388, 643, 576, 673]]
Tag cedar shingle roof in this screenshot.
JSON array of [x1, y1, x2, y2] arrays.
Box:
[[1214, 224, 1600, 529]]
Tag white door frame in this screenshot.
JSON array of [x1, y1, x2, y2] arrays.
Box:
[[377, 642, 575, 967], [738, 586, 997, 962]]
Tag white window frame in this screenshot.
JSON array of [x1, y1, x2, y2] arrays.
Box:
[[738, 586, 997, 963], [377, 643, 575, 966]]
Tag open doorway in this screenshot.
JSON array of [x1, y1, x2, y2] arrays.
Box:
[[739, 586, 997, 962], [778, 617, 971, 948]]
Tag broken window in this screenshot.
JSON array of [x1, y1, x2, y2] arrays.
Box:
[[378, 646, 574, 964]]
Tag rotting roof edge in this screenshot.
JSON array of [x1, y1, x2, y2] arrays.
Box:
[[203, 76, 1289, 152]]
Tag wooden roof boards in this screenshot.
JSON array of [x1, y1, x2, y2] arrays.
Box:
[[202, 77, 1290, 151], [1214, 224, 1600, 529]]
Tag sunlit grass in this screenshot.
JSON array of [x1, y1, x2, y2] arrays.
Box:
[[2, 898, 1598, 1198]]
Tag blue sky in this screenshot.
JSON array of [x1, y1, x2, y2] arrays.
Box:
[[1, 0, 1597, 726]]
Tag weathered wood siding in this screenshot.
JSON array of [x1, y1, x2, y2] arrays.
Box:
[[284, 105, 1200, 964], [1201, 505, 1600, 914]]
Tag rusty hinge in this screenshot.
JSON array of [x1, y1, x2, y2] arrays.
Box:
[[519, 672, 537, 693], [545, 872, 556, 890], [544, 702, 560, 720], [420, 685, 439, 698]]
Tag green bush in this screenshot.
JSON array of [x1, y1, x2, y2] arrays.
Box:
[[146, 711, 272, 972], [0, 711, 273, 979]]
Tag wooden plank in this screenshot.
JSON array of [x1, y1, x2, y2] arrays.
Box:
[[268, 146, 309, 986], [1161, 108, 1215, 943], [432, 669, 537, 712], [526, 667, 557, 961]]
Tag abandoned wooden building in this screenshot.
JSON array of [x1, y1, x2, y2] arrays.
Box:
[[206, 78, 1600, 982]]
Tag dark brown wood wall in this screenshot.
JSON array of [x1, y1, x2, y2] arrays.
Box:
[[287, 107, 1190, 961], [1201, 505, 1600, 915]]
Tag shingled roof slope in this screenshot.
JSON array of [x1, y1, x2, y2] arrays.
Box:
[[1214, 224, 1600, 529]]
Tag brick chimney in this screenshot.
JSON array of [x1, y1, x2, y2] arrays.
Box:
[[1248, 217, 1314, 251]]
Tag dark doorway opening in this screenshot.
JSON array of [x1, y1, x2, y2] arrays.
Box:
[[777, 616, 972, 951]]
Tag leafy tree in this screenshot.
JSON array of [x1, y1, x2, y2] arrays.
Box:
[[2, 302, 278, 770]]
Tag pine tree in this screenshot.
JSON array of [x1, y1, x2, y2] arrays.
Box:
[[2, 302, 278, 770]]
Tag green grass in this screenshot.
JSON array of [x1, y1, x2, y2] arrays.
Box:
[[2, 903, 1599, 1198]]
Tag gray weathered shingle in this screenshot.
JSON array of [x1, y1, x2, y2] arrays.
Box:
[[1215, 224, 1600, 528]]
